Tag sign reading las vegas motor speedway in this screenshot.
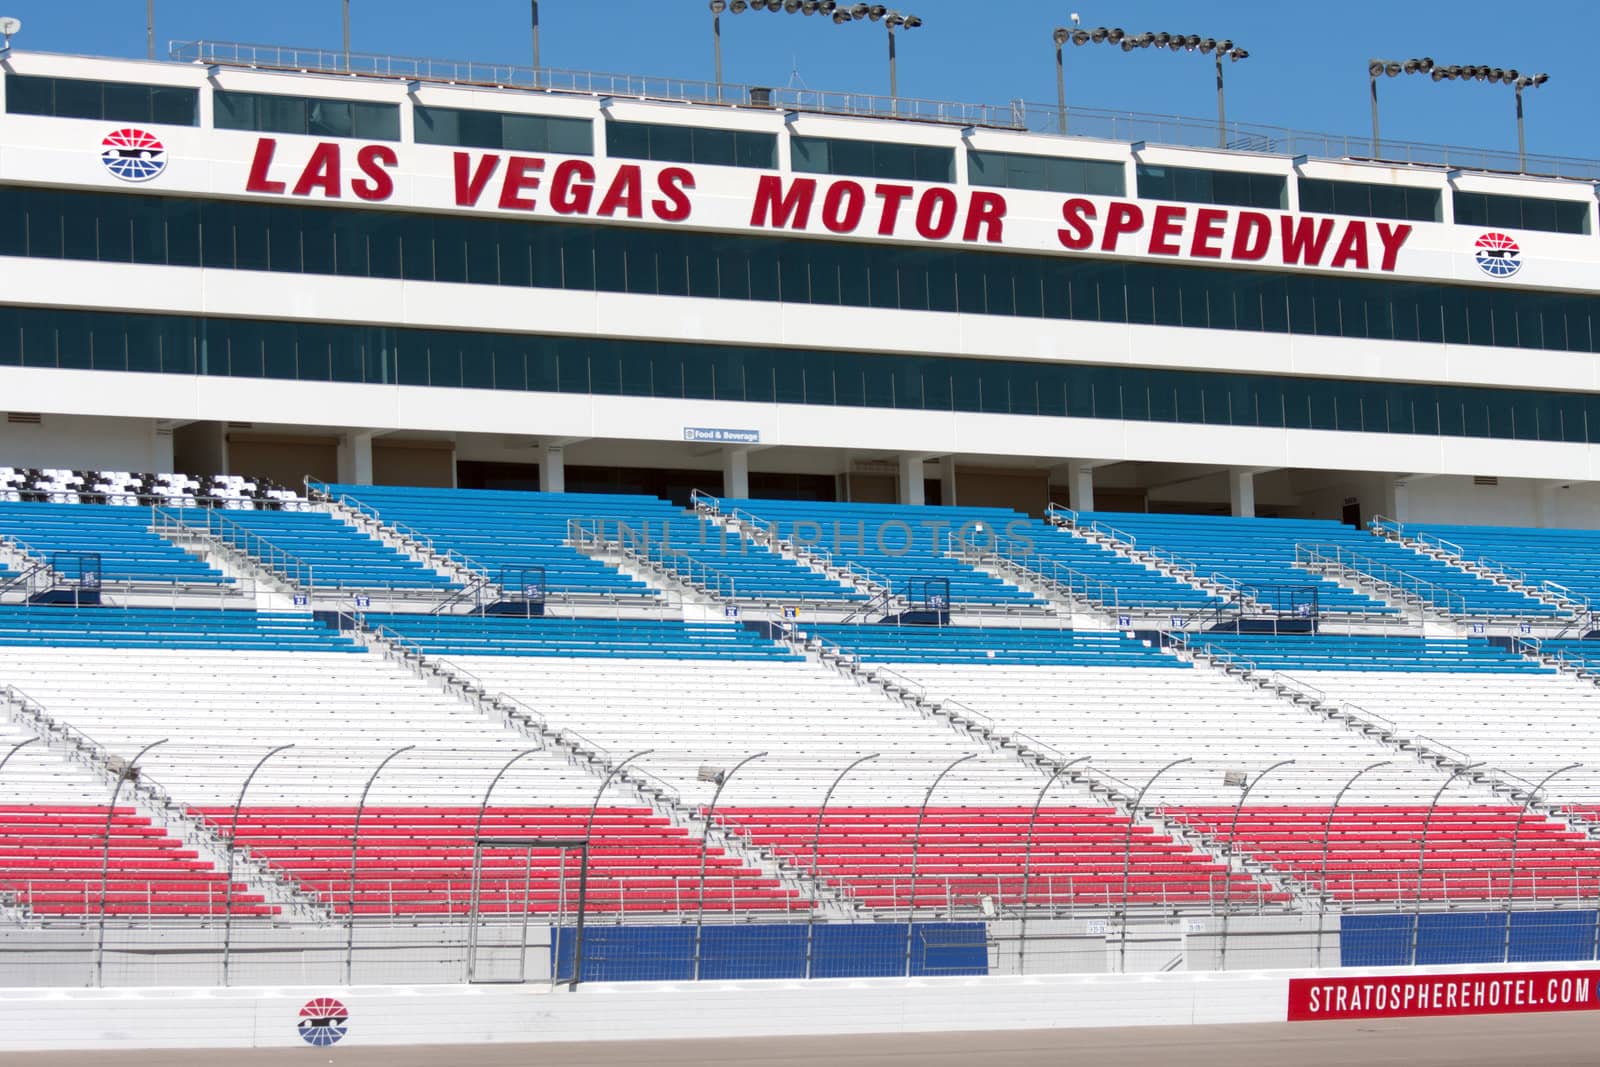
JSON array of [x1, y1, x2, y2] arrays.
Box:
[[235, 136, 1415, 274], [1287, 969, 1600, 1022]]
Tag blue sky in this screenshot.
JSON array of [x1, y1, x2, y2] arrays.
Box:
[[6, 0, 1595, 162]]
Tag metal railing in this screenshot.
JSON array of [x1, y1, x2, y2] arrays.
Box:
[[168, 40, 1600, 180], [1295, 542, 1470, 619], [150, 505, 314, 593]]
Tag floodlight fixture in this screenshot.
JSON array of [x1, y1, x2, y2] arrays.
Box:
[[0, 15, 20, 53], [1058, 27, 1247, 144], [1371, 55, 1551, 171], [714, 0, 908, 101]]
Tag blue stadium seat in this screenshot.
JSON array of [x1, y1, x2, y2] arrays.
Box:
[[332, 486, 862, 605], [0, 502, 227, 585], [329, 486, 661, 599], [0, 607, 359, 651], [1194, 633, 1548, 672], [173, 507, 455, 592], [1011, 519, 1223, 611], [1082, 513, 1552, 617], [367, 614, 800, 661], [714, 499, 1042, 608], [806, 624, 1185, 667], [1408, 523, 1600, 610]]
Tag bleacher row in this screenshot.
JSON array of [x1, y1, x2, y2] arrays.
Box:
[[0, 477, 1596, 615], [1, 608, 1600, 918]]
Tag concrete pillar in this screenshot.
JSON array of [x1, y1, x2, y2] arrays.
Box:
[[1228, 468, 1256, 518], [336, 431, 374, 486], [722, 448, 750, 499], [1383, 478, 1411, 524], [897, 454, 926, 507], [1066, 461, 1096, 513], [539, 444, 566, 494], [938, 456, 957, 507], [151, 425, 176, 474]]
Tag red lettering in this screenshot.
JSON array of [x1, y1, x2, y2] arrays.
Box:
[[822, 181, 866, 233], [1057, 198, 1096, 250], [598, 165, 644, 218], [351, 144, 396, 202], [1101, 201, 1144, 252], [915, 188, 957, 240], [291, 142, 342, 199], [1148, 204, 1186, 256], [750, 174, 816, 229], [652, 167, 694, 221], [1281, 215, 1335, 266], [244, 138, 287, 195], [497, 155, 545, 211], [453, 152, 500, 207], [1376, 222, 1412, 272], [550, 159, 595, 214], [875, 184, 914, 235], [1231, 212, 1271, 261], [963, 191, 1006, 243], [1190, 207, 1228, 259], [1330, 220, 1370, 270]]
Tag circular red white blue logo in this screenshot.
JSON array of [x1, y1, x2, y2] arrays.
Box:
[[1474, 231, 1522, 278], [100, 128, 166, 183], [297, 997, 349, 1047]]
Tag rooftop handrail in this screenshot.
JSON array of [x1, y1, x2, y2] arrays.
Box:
[[169, 39, 1600, 181]]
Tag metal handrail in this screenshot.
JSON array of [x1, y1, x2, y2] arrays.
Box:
[[1379, 519, 1582, 615], [1294, 542, 1470, 618], [170, 39, 1600, 181], [151, 504, 315, 593], [946, 530, 1126, 614]]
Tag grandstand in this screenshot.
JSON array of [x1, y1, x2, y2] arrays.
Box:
[[0, 24, 1599, 1027]]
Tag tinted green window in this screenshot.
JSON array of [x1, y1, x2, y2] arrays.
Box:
[[792, 136, 954, 183], [213, 90, 400, 141], [967, 150, 1125, 197], [1137, 164, 1286, 209], [5, 183, 1599, 359], [604, 120, 776, 169], [5, 74, 198, 126], [1298, 178, 1441, 222], [1454, 191, 1590, 235], [414, 105, 593, 154], [2, 302, 1593, 447]]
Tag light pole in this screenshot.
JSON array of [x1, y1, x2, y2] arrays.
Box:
[[146, 0, 153, 60], [1370, 58, 1550, 171], [830, 4, 923, 103], [1052, 27, 1071, 134], [341, 0, 350, 71], [711, 2, 857, 101], [1512, 73, 1550, 172], [1064, 28, 1247, 149], [531, 1, 541, 87]]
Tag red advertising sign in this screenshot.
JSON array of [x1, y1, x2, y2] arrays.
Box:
[[1288, 969, 1600, 1022]]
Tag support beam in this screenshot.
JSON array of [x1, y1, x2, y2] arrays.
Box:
[[722, 448, 750, 500], [1228, 468, 1256, 518], [1065, 461, 1097, 513], [336, 431, 375, 486], [897, 454, 926, 507], [539, 444, 566, 494], [937, 456, 957, 507]]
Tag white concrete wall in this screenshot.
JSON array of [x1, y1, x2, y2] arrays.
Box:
[[1, 960, 1595, 1051], [0, 413, 168, 471]]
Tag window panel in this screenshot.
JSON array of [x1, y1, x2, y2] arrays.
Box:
[[607, 120, 774, 169]]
